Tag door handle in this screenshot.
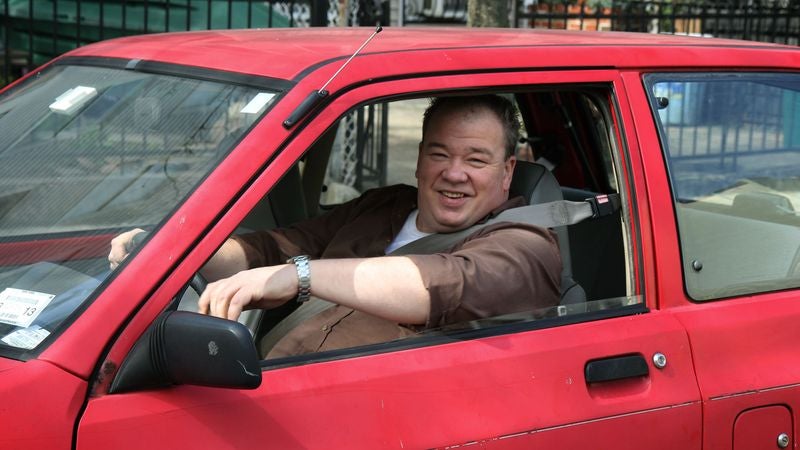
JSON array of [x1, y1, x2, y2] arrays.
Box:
[[585, 354, 649, 383]]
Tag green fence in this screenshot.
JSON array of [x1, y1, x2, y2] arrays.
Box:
[[0, 0, 356, 86]]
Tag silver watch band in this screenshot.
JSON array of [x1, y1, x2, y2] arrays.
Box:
[[286, 255, 311, 303]]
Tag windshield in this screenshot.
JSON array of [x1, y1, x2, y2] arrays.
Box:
[[0, 62, 283, 357]]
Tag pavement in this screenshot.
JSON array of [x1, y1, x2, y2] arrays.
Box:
[[386, 98, 428, 186]]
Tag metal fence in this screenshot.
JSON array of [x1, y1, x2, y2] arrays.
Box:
[[401, 0, 800, 45], [517, 0, 800, 45], [401, 0, 466, 24], [0, 0, 391, 85]]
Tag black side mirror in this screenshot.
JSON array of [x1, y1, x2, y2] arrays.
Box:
[[110, 311, 261, 394]]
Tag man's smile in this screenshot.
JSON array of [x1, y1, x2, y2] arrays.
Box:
[[440, 191, 467, 199]]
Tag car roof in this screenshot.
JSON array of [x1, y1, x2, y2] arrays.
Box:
[[65, 27, 800, 82]]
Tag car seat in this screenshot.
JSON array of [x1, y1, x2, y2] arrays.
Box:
[[509, 160, 586, 306]]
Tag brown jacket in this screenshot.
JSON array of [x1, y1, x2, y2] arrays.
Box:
[[233, 184, 562, 357]]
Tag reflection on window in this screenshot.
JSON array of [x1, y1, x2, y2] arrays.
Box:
[[650, 73, 800, 300]]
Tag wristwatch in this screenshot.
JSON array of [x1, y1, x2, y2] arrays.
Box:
[[286, 255, 312, 303]]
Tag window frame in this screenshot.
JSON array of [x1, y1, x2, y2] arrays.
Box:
[[245, 75, 647, 368]]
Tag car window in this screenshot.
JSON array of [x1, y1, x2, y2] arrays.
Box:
[[646, 73, 800, 300], [0, 62, 284, 357], [232, 87, 642, 362]]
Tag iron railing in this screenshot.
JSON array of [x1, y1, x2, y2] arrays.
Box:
[[0, 0, 391, 86], [517, 0, 800, 45], [401, 0, 800, 45], [401, 0, 466, 24]]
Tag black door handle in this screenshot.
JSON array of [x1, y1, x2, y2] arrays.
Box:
[[585, 354, 649, 383]]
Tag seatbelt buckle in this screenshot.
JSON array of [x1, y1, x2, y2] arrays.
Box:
[[587, 193, 621, 218]]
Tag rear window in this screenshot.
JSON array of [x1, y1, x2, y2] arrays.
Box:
[[646, 73, 800, 300]]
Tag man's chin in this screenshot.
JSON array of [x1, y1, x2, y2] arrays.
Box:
[[432, 216, 474, 233]]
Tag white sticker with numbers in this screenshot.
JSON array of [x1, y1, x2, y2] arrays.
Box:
[[0, 288, 55, 328], [2, 325, 51, 349]]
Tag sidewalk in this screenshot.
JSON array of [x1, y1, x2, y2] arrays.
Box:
[[386, 98, 428, 186]]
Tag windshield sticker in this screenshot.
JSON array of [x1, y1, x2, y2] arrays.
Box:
[[0, 288, 55, 328], [49, 85, 98, 115], [1, 325, 50, 350], [240, 92, 276, 114]]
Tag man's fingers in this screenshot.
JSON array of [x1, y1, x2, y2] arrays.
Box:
[[197, 268, 280, 321], [197, 288, 210, 315], [205, 281, 244, 320], [227, 290, 252, 321], [108, 228, 147, 270]]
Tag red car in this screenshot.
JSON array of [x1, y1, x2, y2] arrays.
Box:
[[1, 27, 799, 449]]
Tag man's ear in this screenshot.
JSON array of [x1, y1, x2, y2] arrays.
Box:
[[502, 156, 516, 191]]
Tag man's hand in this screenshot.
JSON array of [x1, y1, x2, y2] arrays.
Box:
[[198, 265, 297, 321], [108, 228, 147, 270]]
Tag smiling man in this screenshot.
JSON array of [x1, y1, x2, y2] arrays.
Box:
[[111, 95, 562, 357]]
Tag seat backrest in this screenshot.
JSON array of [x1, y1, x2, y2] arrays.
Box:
[[509, 161, 585, 305]]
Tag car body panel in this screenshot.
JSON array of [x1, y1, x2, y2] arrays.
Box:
[[732, 405, 792, 450], [672, 295, 800, 449], [0, 359, 86, 449], [79, 312, 699, 449], [62, 28, 799, 82], [624, 61, 800, 448], [622, 67, 800, 449]]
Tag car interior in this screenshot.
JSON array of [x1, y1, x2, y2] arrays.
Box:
[[177, 87, 640, 359]]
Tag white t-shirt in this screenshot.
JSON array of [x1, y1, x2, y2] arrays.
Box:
[[384, 209, 432, 254]]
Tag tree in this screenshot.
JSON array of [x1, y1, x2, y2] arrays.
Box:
[[467, 0, 510, 27]]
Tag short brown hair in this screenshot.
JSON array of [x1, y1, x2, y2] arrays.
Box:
[[422, 95, 520, 159]]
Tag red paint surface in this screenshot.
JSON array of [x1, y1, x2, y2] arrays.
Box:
[[0, 360, 86, 450], [79, 313, 699, 449]]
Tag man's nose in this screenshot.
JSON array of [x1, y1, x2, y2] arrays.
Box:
[[441, 160, 468, 183]]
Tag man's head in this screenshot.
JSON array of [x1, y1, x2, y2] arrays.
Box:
[[415, 95, 519, 233]]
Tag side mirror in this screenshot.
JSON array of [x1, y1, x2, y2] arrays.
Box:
[[110, 311, 261, 394]]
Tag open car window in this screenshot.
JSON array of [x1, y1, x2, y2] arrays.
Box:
[[646, 73, 800, 301], [225, 87, 642, 363], [0, 62, 284, 357]]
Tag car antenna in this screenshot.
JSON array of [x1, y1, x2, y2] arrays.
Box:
[[283, 25, 383, 129]]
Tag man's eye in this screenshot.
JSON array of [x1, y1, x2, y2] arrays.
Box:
[[468, 158, 488, 166], [430, 153, 448, 160]]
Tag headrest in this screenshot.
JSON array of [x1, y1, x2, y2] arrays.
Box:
[[509, 161, 563, 205]]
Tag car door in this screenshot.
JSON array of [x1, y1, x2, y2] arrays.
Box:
[[627, 70, 800, 449], [76, 68, 702, 449]]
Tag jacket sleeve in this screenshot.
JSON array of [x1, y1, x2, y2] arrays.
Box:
[[406, 223, 562, 328]]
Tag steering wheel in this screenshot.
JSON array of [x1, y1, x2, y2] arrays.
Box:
[[170, 271, 209, 313], [189, 272, 208, 295], [129, 229, 208, 310]]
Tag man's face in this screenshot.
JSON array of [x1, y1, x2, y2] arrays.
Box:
[[415, 104, 516, 233]]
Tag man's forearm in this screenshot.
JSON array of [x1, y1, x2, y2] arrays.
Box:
[[200, 238, 251, 281], [199, 255, 431, 325], [308, 257, 431, 324]]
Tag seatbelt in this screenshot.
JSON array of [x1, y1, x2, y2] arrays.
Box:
[[390, 193, 620, 256]]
